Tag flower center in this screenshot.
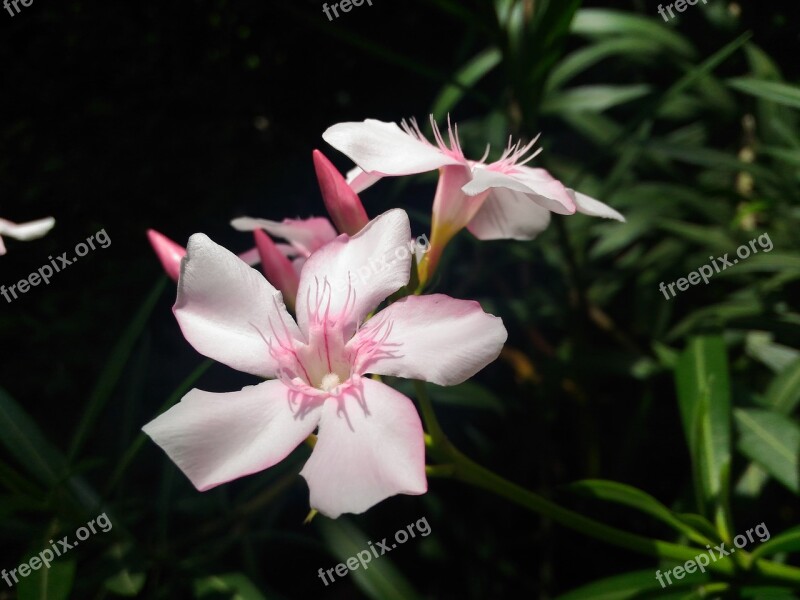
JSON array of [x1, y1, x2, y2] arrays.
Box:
[[318, 372, 342, 392]]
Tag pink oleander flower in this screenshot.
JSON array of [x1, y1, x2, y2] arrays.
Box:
[[230, 149, 369, 306], [142, 209, 507, 518], [147, 229, 260, 283], [0, 216, 55, 256], [322, 116, 624, 282]]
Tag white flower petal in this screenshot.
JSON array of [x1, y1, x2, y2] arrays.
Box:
[[346, 166, 384, 194], [230, 217, 337, 256], [300, 378, 426, 518], [0, 217, 55, 240], [323, 119, 462, 176], [351, 294, 507, 386], [174, 233, 303, 378], [294, 209, 412, 337], [464, 168, 576, 215], [143, 381, 320, 491], [569, 190, 626, 222], [467, 188, 552, 240]]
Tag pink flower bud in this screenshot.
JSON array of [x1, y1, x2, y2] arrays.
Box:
[[313, 149, 368, 236], [147, 229, 186, 282], [254, 229, 300, 310]]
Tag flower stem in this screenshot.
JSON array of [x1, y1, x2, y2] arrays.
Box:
[[447, 442, 729, 570], [413, 380, 800, 587]]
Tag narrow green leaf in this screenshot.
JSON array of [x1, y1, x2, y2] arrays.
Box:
[[105, 570, 147, 597], [431, 47, 501, 118], [675, 336, 733, 523], [17, 560, 76, 600], [571, 9, 696, 58], [750, 526, 800, 561], [739, 587, 800, 599], [68, 278, 167, 462], [557, 568, 707, 600], [0, 386, 68, 487], [728, 77, 800, 110], [735, 408, 800, 494], [568, 480, 712, 545], [746, 332, 800, 374], [764, 357, 800, 415], [194, 573, 267, 599], [0, 389, 101, 515], [560, 112, 623, 146], [542, 84, 651, 114], [547, 38, 658, 92], [760, 146, 800, 167], [743, 42, 783, 80], [675, 513, 721, 544], [657, 219, 737, 252], [317, 518, 419, 600], [645, 141, 780, 185]]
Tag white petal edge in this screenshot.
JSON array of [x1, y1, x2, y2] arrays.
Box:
[[174, 233, 303, 378], [0, 217, 56, 240], [143, 381, 320, 491], [230, 217, 338, 255], [467, 187, 552, 241], [350, 294, 508, 386], [569, 190, 626, 222], [323, 119, 462, 177], [463, 168, 576, 215], [346, 166, 384, 194]]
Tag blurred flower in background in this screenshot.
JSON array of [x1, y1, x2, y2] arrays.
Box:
[[0, 216, 55, 256]]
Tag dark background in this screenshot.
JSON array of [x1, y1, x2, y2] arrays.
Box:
[[1, 0, 799, 598]]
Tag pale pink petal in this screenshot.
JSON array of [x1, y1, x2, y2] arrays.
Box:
[[432, 164, 486, 234], [569, 190, 626, 222], [174, 233, 303, 378], [236, 247, 262, 266], [231, 216, 337, 256], [463, 167, 576, 215], [291, 256, 307, 274], [300, 378, 426, 518], [467, 188, 552, 240], [313, 150, 369, 236], [346, 166, 384, 194], [294, 209, 412, 337], [143, 381, 320, 491], [350, 294, 507, 386], [419, 164, 488, 283], [0, 236, 5, 255], [322, 119, 462, 177], [147, 229, 186, 282], [0, 217, 55, 240]]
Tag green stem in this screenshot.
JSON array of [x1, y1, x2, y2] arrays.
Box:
[[413, 381, 800, 587], [448, 443, 732, 572]]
